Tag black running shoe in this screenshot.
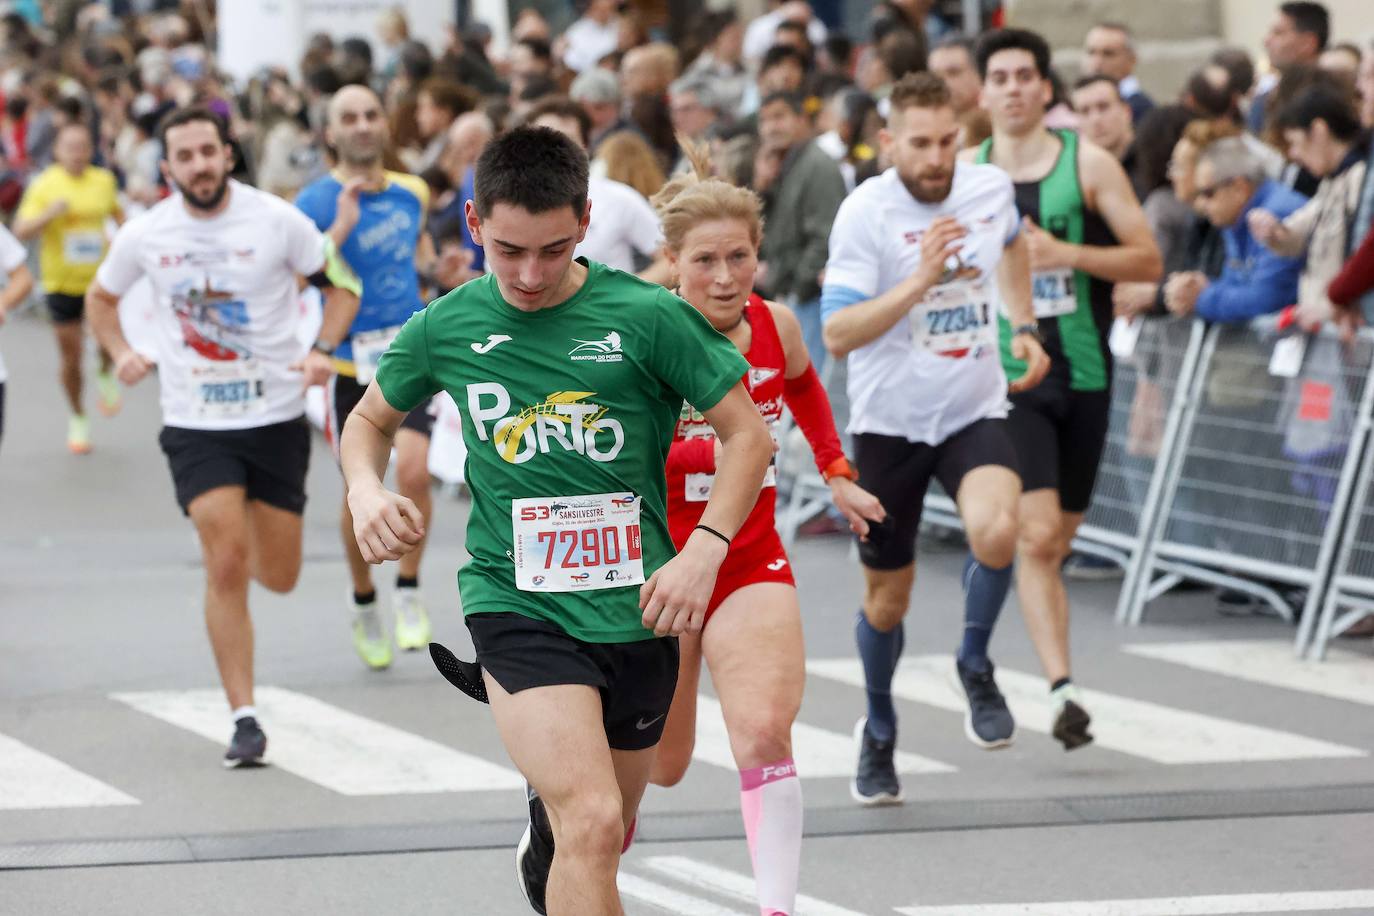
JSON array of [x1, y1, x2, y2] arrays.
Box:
[[1052, 698, 1094, 751], [223, 716, 267, 768], [956, 659, 1016, 749], [516, 784, 555, 914], [850, 717, 903, 806]]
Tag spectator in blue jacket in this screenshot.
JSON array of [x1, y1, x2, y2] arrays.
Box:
[[1164, 136, 1309, 322]]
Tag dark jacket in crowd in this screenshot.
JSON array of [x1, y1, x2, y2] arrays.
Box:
[[758, 139, 846, 304]]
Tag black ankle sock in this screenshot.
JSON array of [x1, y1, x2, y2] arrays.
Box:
[[1050, 676, 1072, 693], [396, 575, 419, 590], [354, 590, 377, 606]]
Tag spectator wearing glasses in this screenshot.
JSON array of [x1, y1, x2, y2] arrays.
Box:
[[1164, 137, 1307, 322]]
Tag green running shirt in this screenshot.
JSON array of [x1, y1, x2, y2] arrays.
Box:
[[375, 259, 749, 643]]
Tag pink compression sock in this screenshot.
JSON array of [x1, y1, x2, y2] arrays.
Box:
[[739, 759, 803, 916]]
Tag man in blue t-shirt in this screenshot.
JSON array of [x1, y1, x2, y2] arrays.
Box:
[[296, 84, 438, 671]]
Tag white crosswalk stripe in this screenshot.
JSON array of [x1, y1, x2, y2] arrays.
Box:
[[1124, 639, 1374, 706], [112, 686, 525, 795], [617, 872, 751, 915], [895, 889, 1374, 915], [641, 855, 869, 916], [690, 694, 956, 777], [10, 638, 1365, 812], [807, 655, 1365, 764], [0, 732, 139, 810]]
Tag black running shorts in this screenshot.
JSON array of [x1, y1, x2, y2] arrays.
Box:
[[46, 292, 85, 324], [1006, 379, 1111, 514], [853, 417, 1019, 571], [465, 611, 679, 751], [326, 372, 434, 458], [158, 417, 311, 516]]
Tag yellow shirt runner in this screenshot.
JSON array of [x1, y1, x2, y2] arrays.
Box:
[[17, 165, 121, 296]]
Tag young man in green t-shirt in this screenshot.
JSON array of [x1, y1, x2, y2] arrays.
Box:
[[339, 126, 773, 915]]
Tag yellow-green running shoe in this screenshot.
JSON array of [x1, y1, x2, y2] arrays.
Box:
[[95, 369, 122, 417], [351, 597, 392, 670], [67, 414, 92, 455], [394, 588, 432, 651]]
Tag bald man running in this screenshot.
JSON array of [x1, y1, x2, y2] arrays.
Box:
[[296, 85, 441, 671]]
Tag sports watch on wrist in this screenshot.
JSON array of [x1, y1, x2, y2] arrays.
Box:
[[311, 339, 336, 356], [1012, 323, 1043, 345]]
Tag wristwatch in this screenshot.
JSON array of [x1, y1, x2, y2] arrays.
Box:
[[822, 456, 859, 483], [1012, 323, 1043, 345], [312, 338, 337, 356]]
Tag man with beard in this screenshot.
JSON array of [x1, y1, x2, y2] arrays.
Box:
[[85, 106, 360, 767], [821, 72, 1049, 805], [296, 85, 439, 672], [970, 28, 1161, 751]]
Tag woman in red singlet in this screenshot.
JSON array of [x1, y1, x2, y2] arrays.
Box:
[[645, 142, 885, 915]]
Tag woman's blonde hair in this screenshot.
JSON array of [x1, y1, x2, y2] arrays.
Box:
[[598, 131, 668, 200], [650, 135, 764, 253]]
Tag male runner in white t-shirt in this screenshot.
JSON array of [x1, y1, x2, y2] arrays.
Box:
[[86, 107, 360, 767], [821, 73, 1049, 805]]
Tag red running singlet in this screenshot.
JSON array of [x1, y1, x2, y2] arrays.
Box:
[[666, 295, 795, 620]]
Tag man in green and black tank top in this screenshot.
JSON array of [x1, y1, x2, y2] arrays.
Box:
[[966, 28, 1162, 751]]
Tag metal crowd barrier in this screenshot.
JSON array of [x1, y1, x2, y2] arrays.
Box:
[[1304, 408, 1374, 659], [1125, 320, 1374, 660], [1074, 317, 1206, 624]]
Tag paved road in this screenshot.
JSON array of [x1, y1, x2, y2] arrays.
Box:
[[2, 310, 1372, 916]]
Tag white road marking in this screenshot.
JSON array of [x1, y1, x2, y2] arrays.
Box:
[[617, 872, 750, 915], [0, 732, 139, 810], [112, 686, 524, 795], [1124, 639, 1374, 706], [642, 855, 869, 916], [691, 693, 956, 776], [896, 889, 1374, 915], [807, 656, 1364, 764]]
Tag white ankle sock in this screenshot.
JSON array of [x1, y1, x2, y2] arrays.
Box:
[[231, 705, 257, 723]]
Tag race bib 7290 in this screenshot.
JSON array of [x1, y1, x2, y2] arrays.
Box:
[[511, 493, 645, 592]]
